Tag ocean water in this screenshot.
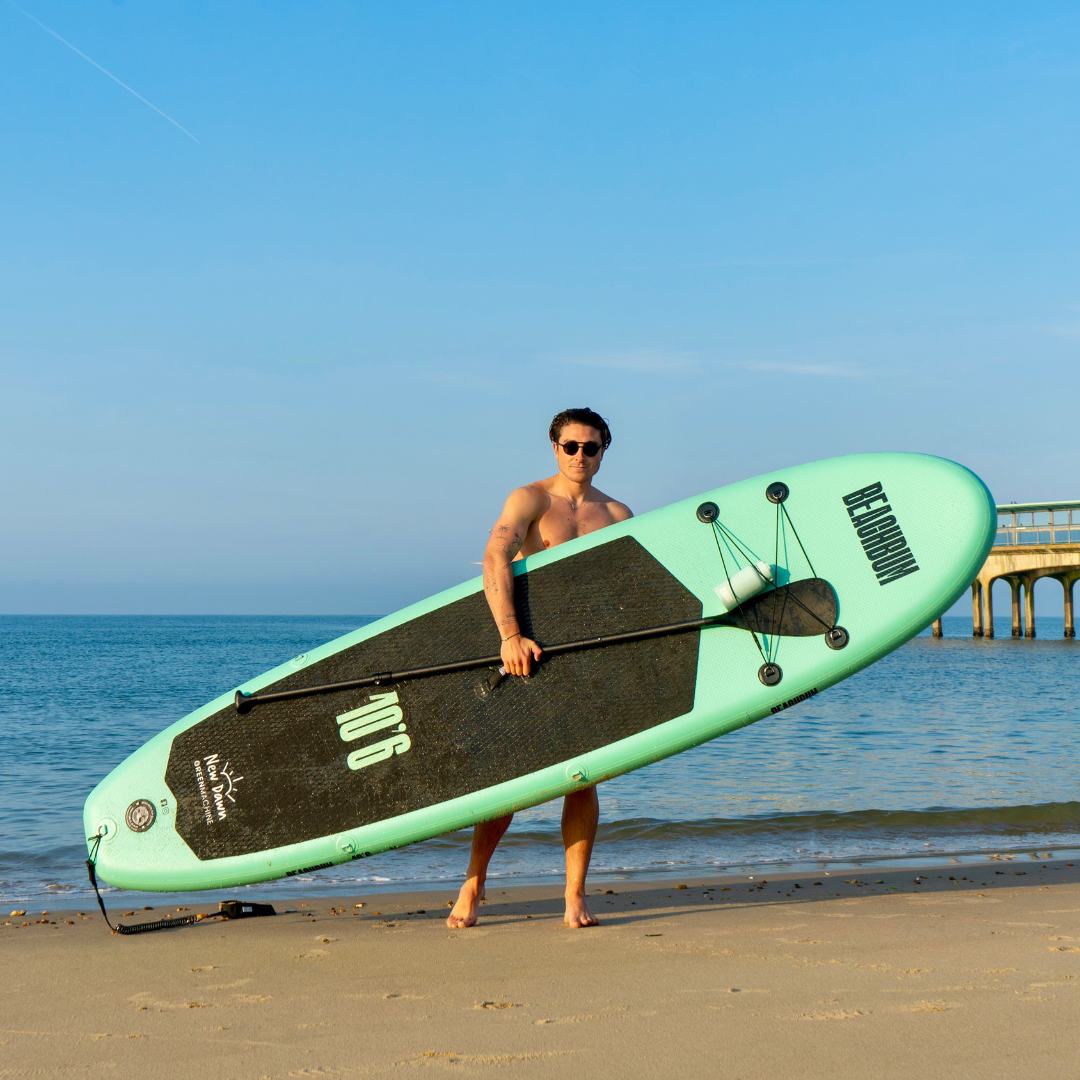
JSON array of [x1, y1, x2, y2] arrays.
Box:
[[1, 614, 1077, 906]]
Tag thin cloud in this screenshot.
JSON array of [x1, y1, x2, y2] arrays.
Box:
[[702, 251, 957, 269], [703, 258, 846, 268], [737, 361, 866, 379], [430, 370, 505, 391], [560, 350, 698, 374], [1044, 324, 1080, 339], [8, 0, 198, 142]]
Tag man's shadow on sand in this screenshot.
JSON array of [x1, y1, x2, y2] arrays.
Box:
[[476, 860, 1078, 928]]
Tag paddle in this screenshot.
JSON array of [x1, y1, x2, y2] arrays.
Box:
[[234, 577, 840, 714]]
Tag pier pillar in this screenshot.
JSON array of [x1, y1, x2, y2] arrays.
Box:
[[1024, 575, 1037, 638], [1064, 576, 1076, 639], [1009, 577, 1022, 637], [983, 580, 994, 638], [932, 617, 943, 638], [971, 581, 983, 637]]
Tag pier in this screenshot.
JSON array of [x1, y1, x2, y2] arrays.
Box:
[[932, 500, 1080, 639]]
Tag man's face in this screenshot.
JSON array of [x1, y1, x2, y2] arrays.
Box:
[[552, 422, 605, 483]]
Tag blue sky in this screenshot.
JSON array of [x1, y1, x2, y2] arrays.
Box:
[[1, 1, 1078, 614]]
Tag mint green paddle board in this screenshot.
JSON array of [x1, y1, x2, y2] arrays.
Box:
[[84, 452, 994, 892]]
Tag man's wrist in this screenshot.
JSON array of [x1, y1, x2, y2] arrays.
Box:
[[501, 631, 521, 642]]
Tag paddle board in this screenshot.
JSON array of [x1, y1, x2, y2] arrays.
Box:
[[84, 452, 995, 892]]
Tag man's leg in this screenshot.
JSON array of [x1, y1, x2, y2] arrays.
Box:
[[563, 786, 600, 928], [446, 814, 513, 928]]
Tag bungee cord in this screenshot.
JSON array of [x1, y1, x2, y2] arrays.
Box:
[[702, 481, 848, 685], [709, 519, 771, 669]]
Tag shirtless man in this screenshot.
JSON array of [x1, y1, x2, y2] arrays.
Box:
[[446, 407, 633, 930]]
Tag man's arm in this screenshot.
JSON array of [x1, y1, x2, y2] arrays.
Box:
[[482, 486, 545, 676]]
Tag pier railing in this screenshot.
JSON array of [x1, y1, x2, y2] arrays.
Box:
[[994, 501, 1080, 548]]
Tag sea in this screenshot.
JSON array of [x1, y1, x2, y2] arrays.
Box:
[[1, 614, 1077, 908]]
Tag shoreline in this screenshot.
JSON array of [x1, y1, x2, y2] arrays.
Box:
[[8, 855, 1076, 928], [4, 858, 1078, 1078], [7, 843, 1080, 909]]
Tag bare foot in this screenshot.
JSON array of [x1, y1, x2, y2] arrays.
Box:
[[564, 892, 599, 928], [446, 879, 485, 928]]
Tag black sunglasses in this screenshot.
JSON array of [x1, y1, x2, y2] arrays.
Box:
[[557, 440, 601, 458]]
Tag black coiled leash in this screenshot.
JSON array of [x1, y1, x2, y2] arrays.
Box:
[[85, 833, 275, 935]]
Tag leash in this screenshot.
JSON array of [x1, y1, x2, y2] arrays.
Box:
[[85, 833, 275, 935]]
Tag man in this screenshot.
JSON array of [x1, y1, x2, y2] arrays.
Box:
[[447, 407, 633, 930]]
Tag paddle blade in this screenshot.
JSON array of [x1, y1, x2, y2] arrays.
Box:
[[725, 578, 838, 637]]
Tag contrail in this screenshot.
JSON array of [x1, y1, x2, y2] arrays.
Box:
[[7, 0, 198, 142]]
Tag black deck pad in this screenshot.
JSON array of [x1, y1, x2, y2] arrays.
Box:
[[165, 537, 703, 861]]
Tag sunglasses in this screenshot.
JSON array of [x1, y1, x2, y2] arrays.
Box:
[[557, 440, 601, 457]]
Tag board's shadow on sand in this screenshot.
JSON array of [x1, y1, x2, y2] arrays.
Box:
[[66, 859, 1077, 936]]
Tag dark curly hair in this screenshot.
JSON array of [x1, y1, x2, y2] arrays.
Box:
[[548, 407, 612, 450]]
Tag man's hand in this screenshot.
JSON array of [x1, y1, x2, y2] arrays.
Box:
[[501, 634, 543, 677]]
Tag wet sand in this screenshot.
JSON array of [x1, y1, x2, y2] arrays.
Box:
[[3, 859, 1078, 1079]]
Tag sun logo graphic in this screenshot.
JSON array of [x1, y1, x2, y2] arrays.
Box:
[[203, 753, 243, 820]]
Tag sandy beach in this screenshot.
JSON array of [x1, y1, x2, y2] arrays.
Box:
[[3, 859, 1078, 1079]]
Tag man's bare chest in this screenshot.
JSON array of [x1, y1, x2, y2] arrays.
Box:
[[534, 503, 615, 548]]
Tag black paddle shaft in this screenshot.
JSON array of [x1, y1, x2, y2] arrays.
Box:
[[233, 577, 838, 714]]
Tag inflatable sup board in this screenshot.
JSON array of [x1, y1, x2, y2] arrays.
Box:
[[84, 452, 995, 892]]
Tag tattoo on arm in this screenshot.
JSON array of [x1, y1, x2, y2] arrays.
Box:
[[483, 522, 528, 633]]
